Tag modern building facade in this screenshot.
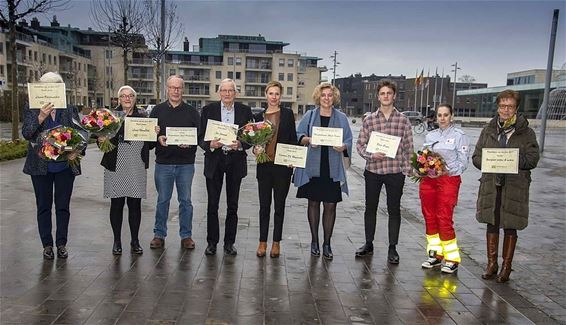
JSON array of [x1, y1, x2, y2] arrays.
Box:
[[0, 18, 325, 119]]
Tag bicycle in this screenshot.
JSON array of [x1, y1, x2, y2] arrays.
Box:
[[413, 119, 426, 134]]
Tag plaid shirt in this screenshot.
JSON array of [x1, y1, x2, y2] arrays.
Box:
[[356, 108, 414, 175]]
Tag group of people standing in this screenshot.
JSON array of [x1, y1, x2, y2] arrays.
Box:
[[23, 72, 538, 283]]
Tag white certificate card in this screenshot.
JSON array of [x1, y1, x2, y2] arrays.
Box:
[[204, 120, 238, 144], [274, 144, 308, 168], [311, 127, 343, 147], [166, 127, 197, 145], [481, 148, 519, 174], [366, 131, 401, 158], [123, 117, 158, 141], [27, 83, 67, 109]]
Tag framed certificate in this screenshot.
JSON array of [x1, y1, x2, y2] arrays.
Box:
[[123, 117, 158, 141], [203, 119, 238, 144], [311, 127, 343, 147], [166, 127, 197, 145], [366, 131, 401, 158], [481, 148, 519, 174], [274, 143, 308, 168], [27, 83, 67, 109]]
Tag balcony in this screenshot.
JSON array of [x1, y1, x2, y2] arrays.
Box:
[[185, 75, 210, 82], [246, 77, 269, 84], [245, 63, 272, 70], [131, 58, 154, 65], [186, 89, 209, 97], [177, 61, 218, 67], [128, 73, 153, 80]]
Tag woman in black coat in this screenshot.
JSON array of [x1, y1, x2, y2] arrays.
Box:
[[252, 81, 298, 258]]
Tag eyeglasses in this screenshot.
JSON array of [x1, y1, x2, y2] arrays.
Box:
[[498, 105, 516, 111], [168, 86, 183, 92], [220, 89, 235, 94], [119, 94, 135, 99]]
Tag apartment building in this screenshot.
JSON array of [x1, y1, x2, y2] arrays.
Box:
[[1, 19, 324, 116]]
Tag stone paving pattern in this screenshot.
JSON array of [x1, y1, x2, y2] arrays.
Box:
[[0, 122, 564, 324]]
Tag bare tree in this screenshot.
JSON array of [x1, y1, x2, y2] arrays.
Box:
[[0, 0, 70, 141], [90, 0, 146, 85], [459, 75, 476, 89], [143, 0, 182, 102]]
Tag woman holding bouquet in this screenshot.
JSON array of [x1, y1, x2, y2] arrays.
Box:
[[252, 81, 298, 258], [473, 90, 539, 283], [419, 104, 470, 273], [294, 83, 352, 260], [99, 86, 150, 255], [22, 72, 84, 260]]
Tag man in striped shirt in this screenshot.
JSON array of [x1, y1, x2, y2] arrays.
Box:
[[355, 79, 414, 264]]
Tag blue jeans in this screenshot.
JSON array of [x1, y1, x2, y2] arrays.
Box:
[[153, 163, 195, 239]]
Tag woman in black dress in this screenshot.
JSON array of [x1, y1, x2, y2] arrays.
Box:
[[294, 83, 353, 260]]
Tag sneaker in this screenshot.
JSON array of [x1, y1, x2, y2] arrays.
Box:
[[57, 245, 68, 259], [422, 256, 442, 269], [43, 246, 54, 260], [441, 261, 459, 274]]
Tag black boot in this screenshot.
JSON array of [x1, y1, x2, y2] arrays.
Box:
[[112, 241, 122, 255], [322, 244, 333, 260], [130, 240, 143, 254]]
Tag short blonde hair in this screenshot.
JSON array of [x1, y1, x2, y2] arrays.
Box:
[[117, 85, 137, 98], [312, 82, 341, 106], [39, 72, 64, 83], [265, 81, 283, 94]]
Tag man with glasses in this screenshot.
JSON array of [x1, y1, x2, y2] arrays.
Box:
[[149, 75, 201, 250], [198, 78, 253, 256]]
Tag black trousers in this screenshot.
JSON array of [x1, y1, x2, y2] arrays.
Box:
[[256, 163, 292, 242], [206, 154, 243, 246], [110, 197, 142, 244], [31, 168, 75, 247], [363, 171, 405, 245]]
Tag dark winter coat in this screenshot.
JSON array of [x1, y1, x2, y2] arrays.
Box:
[[472, 114, 539, 230]]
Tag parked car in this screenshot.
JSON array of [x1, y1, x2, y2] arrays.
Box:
[[400, 111, 424, 124]]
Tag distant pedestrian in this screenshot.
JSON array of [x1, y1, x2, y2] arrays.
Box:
[[252, 81, 298, 258], [294, 83, 353, 260], [419, 104, 469, 274], [472, 89, 539, 283], [99, 86, 152, 255], [22, 72, 84, 260], [355, 79, 414, 264]]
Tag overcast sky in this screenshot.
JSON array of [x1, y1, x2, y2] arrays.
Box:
[[31, 0, 566, 87]]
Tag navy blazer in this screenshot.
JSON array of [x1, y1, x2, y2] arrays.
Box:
[[198, 101, 253, 179], [22, 105, 83, 176]]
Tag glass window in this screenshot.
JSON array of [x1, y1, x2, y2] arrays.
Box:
[[54, 57, 57, 65], [228, 71, 234, 79], [287, 73, 293, 81], [169, 69, 176, 75], [236, 72, 241, 80], [279, 59, 285, 67], [0, 43, 3, 54], [287, 87, 292, 95], [48, 55, 52, 65], [278, 73, 284, 81], [235, 57, 242, 66], [228, 57, 234, 65], [215, 84, 219, 92], [287, 59, 294, 67], [216, 71, 222, 79]]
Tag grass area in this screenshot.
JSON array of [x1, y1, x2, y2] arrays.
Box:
[[0, 140, 28, 161]]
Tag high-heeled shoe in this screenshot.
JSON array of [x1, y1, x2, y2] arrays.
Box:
[[310, 242, 320, 257], [323, 244, 333, 260], [130, 241, 143, 254], [112, 241, 122, 255]]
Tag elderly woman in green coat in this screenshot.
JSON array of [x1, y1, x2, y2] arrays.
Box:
[[472, 89, 539, 283]]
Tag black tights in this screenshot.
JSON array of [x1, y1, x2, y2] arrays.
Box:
[[110, 197, 142, 244], [486, 187, 517, 237], [307, 200, 337, 245]]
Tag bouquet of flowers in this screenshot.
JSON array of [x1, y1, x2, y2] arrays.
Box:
[[410, 147, 447, 183], [77, 108, 124, 152], [37, 126, 87, 168], [239, 120, 274, 163]]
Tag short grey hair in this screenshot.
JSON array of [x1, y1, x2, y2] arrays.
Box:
[[219, 78, 238, 93], [39, 72, 64, 83], [117, 85, 137, 98], [167, 74, 184, 86]]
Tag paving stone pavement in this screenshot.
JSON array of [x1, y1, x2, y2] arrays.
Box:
[[0, 121, 564, 324]]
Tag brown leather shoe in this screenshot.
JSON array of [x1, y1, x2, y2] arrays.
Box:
[[256, 241, 267, 257], [270, 241, 280, 258], [149, 237, 164, 249], [181, 237, 195, 249]]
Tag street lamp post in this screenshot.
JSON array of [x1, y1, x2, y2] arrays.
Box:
[[451, 62, 461, 111], [330, 51, 340, 86]]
